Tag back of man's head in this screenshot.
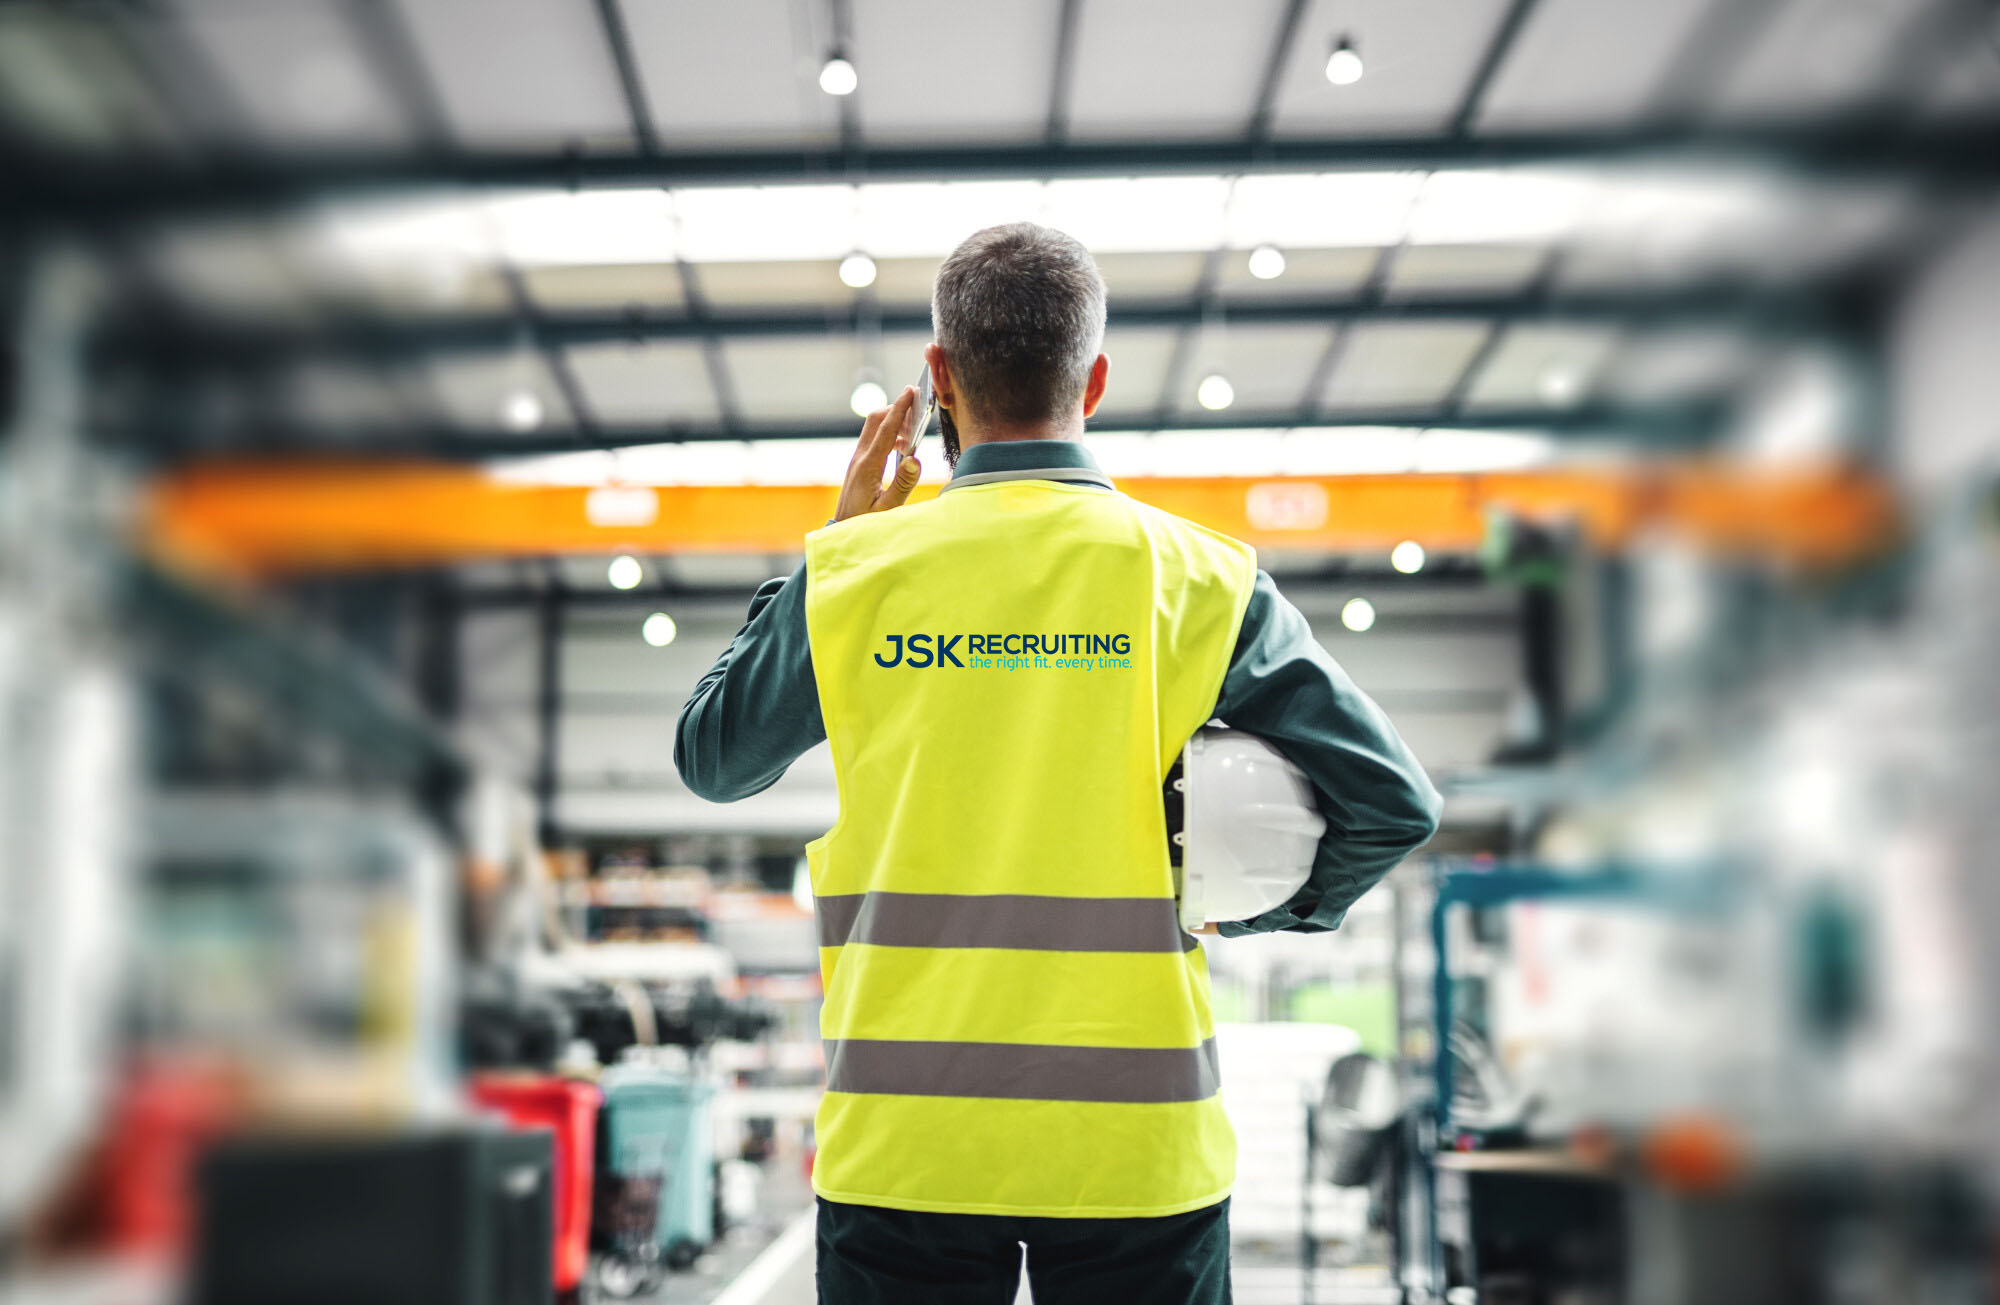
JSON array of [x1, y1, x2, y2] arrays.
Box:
[[931, 223, 1107, 429]]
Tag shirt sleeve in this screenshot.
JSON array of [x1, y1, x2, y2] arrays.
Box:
[[1209, 570, 1443, 937], [674, 561, 827, 802]]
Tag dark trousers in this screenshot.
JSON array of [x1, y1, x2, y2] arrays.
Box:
[[815, 1195, 1231, 1304]]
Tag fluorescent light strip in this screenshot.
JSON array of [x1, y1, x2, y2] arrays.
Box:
[[484, 428, 1559, 487], [320, 166, 1802, 270]]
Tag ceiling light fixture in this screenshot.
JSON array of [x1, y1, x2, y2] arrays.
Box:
[[501, 389, 544, 432], [838, 251, 878, 288], [818, 54, 858, 96], [1325, 36, 1364, 86], [607, 554, 643, 590], [850, 379, 888, 416], [1390, 540, 1426, 574], [642, 612, 678, 647], [1341, 597, 1377, 632], [1196, 373, 1236, 411], [1247, 244, 1287, 280], [1539, 364, 1585, 406]]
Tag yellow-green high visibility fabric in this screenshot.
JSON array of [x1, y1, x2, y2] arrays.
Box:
[[803, 476, 1257, 1218]]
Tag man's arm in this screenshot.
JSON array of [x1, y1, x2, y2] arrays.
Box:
[[673, 561, 826, 802], [1210, 571, 1443, 937], [678, 385, 922, 802]]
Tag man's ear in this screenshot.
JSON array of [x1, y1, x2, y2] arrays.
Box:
[[1081, 353, 1110, 418], [924, 343, 953, 409]]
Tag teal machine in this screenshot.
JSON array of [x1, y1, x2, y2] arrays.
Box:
[[594, 1062, 718, 1295]]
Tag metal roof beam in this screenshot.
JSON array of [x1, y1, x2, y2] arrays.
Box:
[[593, 0, 660, 155], [1451, 0, 1540, 136], [1246, 0, 1312, 144], [1045, 0, 1086, 144]]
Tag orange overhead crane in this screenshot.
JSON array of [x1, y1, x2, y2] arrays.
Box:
[[143, 459, 1899, 577]]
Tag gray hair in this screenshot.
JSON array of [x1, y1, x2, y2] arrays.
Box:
[[931, 223, 1107, 427]]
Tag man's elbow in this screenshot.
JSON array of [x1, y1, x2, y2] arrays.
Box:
[[676, 755, 751, 804], [676, 755, 730, 804], [674, 730, 775, 804], [687, 776, 755, 804], [673, 716, 734, 803], [1390, 773, 1444, 851]]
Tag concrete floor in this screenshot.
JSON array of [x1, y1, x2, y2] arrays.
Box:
[[647, 1206, 816, 1305]]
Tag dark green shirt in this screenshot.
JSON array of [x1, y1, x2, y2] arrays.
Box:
[[675, 440, 1441, 936]]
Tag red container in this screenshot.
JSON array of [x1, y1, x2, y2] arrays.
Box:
[[470, 1073, 601, 1292], [103, 1057, 246, 1259]]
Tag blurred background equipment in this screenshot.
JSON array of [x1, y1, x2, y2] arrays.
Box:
[[2, 0, 1998, 1301], [191, 1126, 554, 1305], [468, 1073, 602, 1300], [595, 1057, 721, 1294]]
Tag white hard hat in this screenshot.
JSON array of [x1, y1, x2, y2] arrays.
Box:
[[1170, 726, 1327, 930]]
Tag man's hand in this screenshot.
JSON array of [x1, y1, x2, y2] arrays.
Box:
[[833, 386, 922, 523]]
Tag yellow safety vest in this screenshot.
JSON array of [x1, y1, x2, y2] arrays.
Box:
[[802, 467, 1257, 1218]]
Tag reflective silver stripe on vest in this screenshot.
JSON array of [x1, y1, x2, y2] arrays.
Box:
[[816, 892, 1194, 953], [939, 466, 1116, 493], [825, 1037, 1220, 1103]]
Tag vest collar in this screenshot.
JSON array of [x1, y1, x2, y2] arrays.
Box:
[[941, 438, 1114, 494]]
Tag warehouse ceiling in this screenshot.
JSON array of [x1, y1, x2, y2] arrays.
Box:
[[2, 0, 1996, 466], [7, 0, 1986, 816]]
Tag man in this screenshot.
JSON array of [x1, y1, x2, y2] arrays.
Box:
[[676, 223, 1439, 1304]]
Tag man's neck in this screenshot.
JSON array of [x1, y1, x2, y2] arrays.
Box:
[[956, 419, 1081, 448]]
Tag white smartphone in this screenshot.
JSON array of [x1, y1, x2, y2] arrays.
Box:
[[906, 362, 936, 458]]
